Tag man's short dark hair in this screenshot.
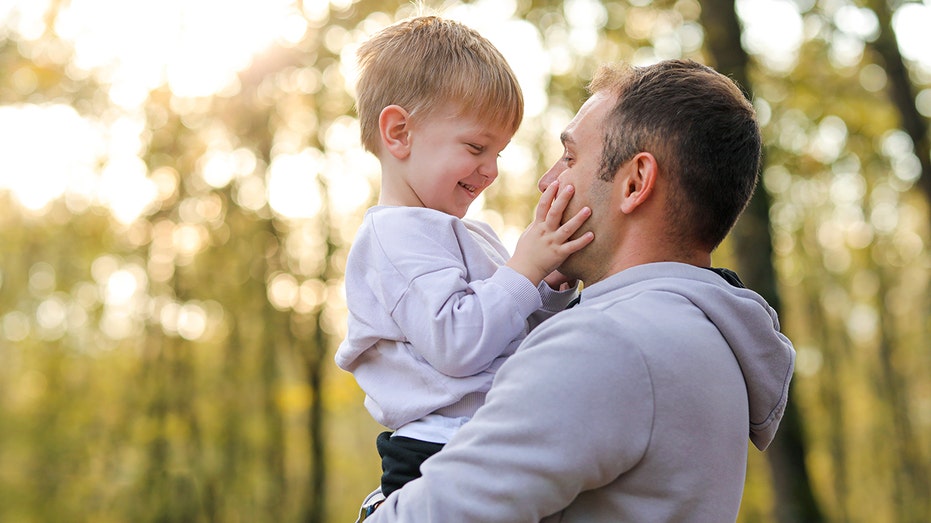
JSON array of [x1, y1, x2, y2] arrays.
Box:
[[589, 59, 762, 251]]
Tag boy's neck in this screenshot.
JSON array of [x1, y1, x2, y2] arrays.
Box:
[[378, 164, 421, 208]]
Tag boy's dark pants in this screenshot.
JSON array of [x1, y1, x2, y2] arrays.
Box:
[[376, 431, 445, 497]]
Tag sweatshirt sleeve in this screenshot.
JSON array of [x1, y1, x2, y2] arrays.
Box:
[[370, 210, 543, 378], [527, 280, 580, 330], [369, 311, 655, 522]]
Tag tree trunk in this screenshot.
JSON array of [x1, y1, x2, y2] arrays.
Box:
[[698, 1, 824, 521], [803, 271, 850, 522], [874, 265, 930, 521], [860, 11, 931, 516], [301, 179, 338, 523], [864, 0, 931, 206]]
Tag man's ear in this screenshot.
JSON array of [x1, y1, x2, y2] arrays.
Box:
[[619, 152, 657, 214], [379, 105, 412, 160]]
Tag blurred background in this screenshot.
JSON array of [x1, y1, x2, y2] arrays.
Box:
[[0, 0, 929, 521]]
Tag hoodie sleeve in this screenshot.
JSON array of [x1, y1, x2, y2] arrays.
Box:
[[526, 280, 580, 330]]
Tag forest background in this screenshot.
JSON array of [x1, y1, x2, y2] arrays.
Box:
[[1, 0, 929, 522]]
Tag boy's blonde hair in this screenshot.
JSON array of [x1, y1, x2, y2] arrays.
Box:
[[355, 16, 524, 154]]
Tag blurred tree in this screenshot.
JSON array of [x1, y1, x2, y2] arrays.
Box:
[[865, 0, 931, 206], [752, 1, 930, 521], [698, 1, 824, 522], [860, 2, 931, 519]]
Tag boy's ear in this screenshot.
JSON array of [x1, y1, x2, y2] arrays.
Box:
[[618, 152, 657, 214], [379, 105, 412, 160]]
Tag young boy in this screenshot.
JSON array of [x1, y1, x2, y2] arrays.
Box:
[[334, 15, 593, 517]]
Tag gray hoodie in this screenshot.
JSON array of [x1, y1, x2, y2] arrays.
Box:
[[371, 262, 796, 522]]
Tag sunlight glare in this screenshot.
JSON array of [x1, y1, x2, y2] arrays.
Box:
[[893, 2, 931, 68], [498, 143, 535, 184], [268, 272, 299, 310], [99, 156, 158, 224], [157, 299, 210, 340], [201, 150, 240, 189], [321, 150, 377, 215], [267, 150, 323, 219], [302, 0, 329, 25], [296, 278, 327, 313], [0, 104, 159, 222], [0, 104, 103, 211], [234, 175, 267, 212], [564, 0, 607, 56], [736, 0, 803, 72], [834, 5, 878, 39], [318, 115, 376, 214], [917, 89, 931, 117], [54, 0, 306, 103], [105, 269, 140, 306], [0, 0, 51, 40], [166, 1, 306, 98], [881, 130, 922, 186], [35, 294, 68, 335], [810, 115, 848, 164], [176, 302, 208, 340], [173, 223, 207, 257], [99, 263, 148, 340]]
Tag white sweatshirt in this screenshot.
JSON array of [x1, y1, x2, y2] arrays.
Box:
[[335, 206, 577, 443]]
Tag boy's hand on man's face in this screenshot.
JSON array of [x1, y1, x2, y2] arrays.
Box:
[[506, 181, 593, 286]]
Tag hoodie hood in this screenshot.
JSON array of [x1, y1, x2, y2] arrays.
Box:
[[585, 262, 796, 450]]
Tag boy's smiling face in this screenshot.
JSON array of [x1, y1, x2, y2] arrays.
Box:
[[393, 103, 514, 218]]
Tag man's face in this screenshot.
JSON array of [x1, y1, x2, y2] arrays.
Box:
[[538, 91, 617, 281]]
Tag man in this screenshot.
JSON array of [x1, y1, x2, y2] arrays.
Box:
[[368, 59, 796, 522]]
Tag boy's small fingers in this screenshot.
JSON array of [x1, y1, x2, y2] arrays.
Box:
[[564, 232, 595, 251], [560, 207, 591, 230], [536, 181, 560, 219], [550, 209, 590, 243], [553, 184, 574, 204], [544, 184, 574, 223]]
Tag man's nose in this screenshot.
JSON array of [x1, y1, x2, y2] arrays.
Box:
[[538, 162, 562, 193]]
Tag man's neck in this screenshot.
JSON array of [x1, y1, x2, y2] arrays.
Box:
[[588, 248, 712, 286]]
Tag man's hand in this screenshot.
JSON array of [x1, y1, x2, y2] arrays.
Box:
[[506, 181, 593, 285]]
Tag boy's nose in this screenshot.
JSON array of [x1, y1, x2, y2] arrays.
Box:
[[480, 160, 499, 180]]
